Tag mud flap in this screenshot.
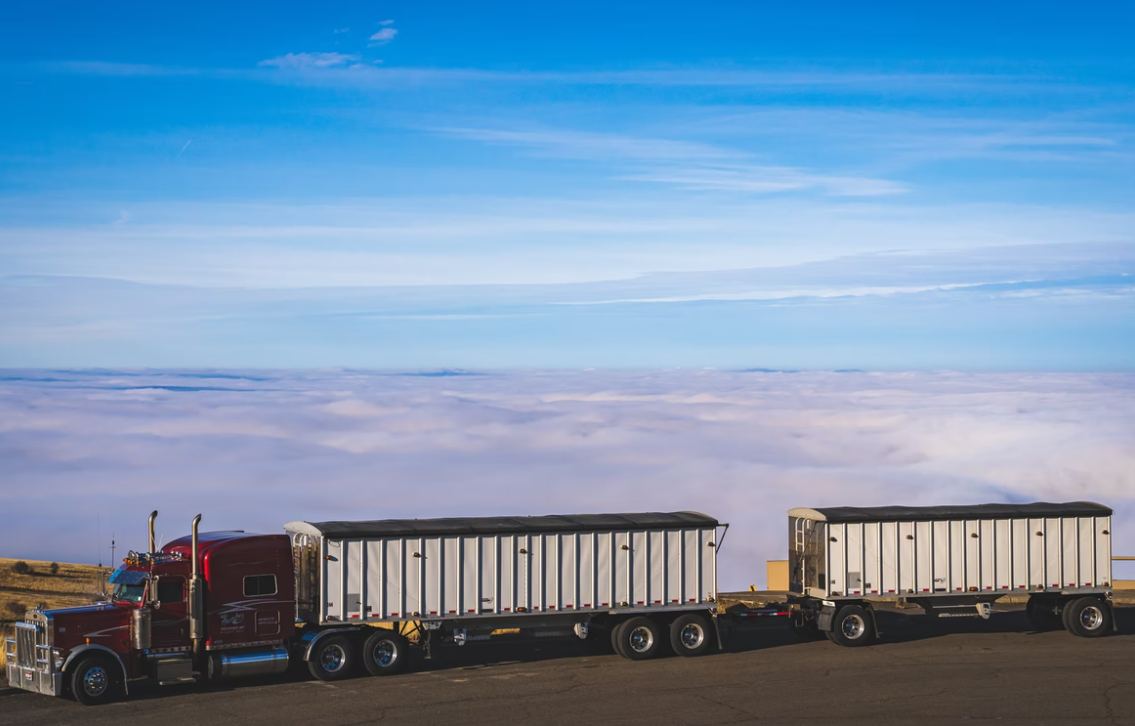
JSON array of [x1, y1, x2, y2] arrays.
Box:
[[816, 604, 836, 632]]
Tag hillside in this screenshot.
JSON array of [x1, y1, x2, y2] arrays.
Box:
[[0, 557, 107, 666]]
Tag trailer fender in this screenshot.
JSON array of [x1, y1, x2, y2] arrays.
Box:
[[61, 644, 130, 695], [300, 628, 362, 662], [815, 603, 837, 632], [864, 604, 883, 638]]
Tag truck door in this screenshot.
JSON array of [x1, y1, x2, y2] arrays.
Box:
[[151, 576, 189, 649]]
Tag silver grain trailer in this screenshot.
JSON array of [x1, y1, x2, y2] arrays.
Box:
[[787, 501, 1115, 646], [284, 511, 727, 679]]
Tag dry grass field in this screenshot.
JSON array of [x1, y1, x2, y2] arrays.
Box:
[[0, 557, 106, 666]]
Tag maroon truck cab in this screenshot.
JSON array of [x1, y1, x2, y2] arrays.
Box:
[[4, 514, 295, 705]]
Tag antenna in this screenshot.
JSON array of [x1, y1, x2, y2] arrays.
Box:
[[110, 533, 116, 567]]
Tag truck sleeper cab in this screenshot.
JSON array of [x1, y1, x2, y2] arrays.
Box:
[[787, 501, 1115, 646]]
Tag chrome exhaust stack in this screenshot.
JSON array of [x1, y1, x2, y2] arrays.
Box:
[[189, 514, 205, 665], [148, 510, 158, 552]]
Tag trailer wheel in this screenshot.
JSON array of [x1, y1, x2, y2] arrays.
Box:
[[1062, 597, 1111, 638], [609, 619, 629, 654], [362, 630, 409, 676], [307, 634, 354, 681], [615, 616, 663, 660], [669, 614, 711, 657], [1026, 596, 1063, 631], [826, 605, 875, 647], [69, 654, 124, 706]]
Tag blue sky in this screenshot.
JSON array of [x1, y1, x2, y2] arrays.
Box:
[[2, 1, 1134, 368]]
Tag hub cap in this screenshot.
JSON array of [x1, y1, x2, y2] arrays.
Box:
[[842, 614, 866, 639], [628, 626, 654, 653], [320, 644, 346, 673], [371, 640, 397, 667], [1080, 605, 1104, 630], [82, 666, 109, 697], [680, 623, 705, 649]]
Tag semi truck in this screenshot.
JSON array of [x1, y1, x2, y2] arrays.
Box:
[[4, 501, 1117, 705]]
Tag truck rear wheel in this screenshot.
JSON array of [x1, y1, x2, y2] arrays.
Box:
[[1026, 596, 1063, 631], [826, 605, 875, 647], [362, 630, 409, 675], [669, 614, 711, 657], [615, 616, 663, 660], [307, 634, 354, 681], [1062, 597, 1111, 638], [69, 654, 124, 706]]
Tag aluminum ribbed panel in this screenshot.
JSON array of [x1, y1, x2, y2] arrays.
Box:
[[307, 526, 718, 624], [791, 515, 1112, 598]]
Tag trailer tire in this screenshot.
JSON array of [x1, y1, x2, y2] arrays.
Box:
[[307, 634, 354, 681], [669, 614, 711, 657], [1062, 597, 1111, 638], [615, 616, 663, 660], [1026, 596, 1063, 631], [825, 605, 875, 647], [69, 654, 124, 706]]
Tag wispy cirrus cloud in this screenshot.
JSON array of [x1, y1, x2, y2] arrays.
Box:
[[258, 52, 361, 70], [439, 126, 906, 196]]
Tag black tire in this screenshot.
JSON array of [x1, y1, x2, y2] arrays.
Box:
[[1062, 597, 1111, 638], [669, 614, 712, 657], [614, 616, 663, 660], [609, 619, 629, 655], [361, 629, 409, 676], [825, 605, 875, 647], [69, 654, 124, 706], [1026, 596, 1063, 631], [307, 634, 354, 681]]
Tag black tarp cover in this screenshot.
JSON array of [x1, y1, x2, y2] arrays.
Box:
[[289, 511, 719, 539], [789, 501, 1112, 524]]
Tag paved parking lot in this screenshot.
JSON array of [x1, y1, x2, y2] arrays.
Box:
[[3, 604, 1134, 725]]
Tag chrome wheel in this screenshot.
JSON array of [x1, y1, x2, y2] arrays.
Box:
[[371, 639, 397, 668], [1080, 605, 1104, 631], [628, 625, 654, 653], [841, 614, 866, 640], [82, 666, 108, 698], [679, 623, 705, 650], [320, 644, 347, 673]]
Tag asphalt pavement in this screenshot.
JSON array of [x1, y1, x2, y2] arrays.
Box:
[[3, 604, 1134, 725]]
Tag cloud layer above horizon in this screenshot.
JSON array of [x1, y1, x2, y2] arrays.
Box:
[[3, 369, 1133, 589]]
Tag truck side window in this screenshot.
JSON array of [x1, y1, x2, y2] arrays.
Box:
[[157, 577, 185, 603], [244, 574, 277, 597]]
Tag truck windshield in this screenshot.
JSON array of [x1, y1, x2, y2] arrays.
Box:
[[108, 566, 148, 605]]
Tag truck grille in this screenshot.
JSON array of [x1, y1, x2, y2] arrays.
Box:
[[16, 623, 36, 668]]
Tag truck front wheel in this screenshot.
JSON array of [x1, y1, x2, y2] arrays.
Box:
[[362, 630, 409, 676], [69, 654, 124, 706], [826, 605, 875, 647], [1062, 597, 1111, 638], [307, 634, 354, 681]]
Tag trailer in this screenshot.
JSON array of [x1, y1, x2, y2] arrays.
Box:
[[787, 501, 1116, 646], [284, 511, 725, 678]]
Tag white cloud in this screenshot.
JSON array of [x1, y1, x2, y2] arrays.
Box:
[[1, 370, 1133, 588], [369, 28, 398, 45], [258, 52, 361, 70]]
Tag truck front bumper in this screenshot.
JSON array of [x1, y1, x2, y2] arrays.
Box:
[[5, 637, 63, 696]]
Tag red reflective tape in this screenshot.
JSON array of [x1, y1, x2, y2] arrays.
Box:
[[672, 599, 679, 602], [654, 600, 662, 603], [689, 598, 696, 602], [601, 602, 609, 606], [430, 611, 437, 615], [468, 609, 475, 613], [449, 610, 456, 614], [922, 589, 930, 592], [390, 612, 399, 616], [566, 605, 573, 608], [871, 590, 878, 594], [887, 589, 895, 593], [584, 603, 591, 607], [636, 601, 644, 605], [956, 588, 962, 591], [503, 608, 511, 611]]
